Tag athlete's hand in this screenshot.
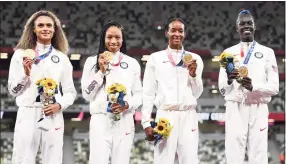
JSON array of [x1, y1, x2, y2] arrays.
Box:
[[43, 103, 61, 116], [22, 57, 34, 76], [241, 77, 253, 91], [227, 69, 239, 85], [111, 101, 129, 114], [98, 53, 109, 73], [144, 127, 156, 141], [188, 60, 197, 77]]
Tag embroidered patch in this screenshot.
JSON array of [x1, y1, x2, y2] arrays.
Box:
[[85, 80, 98, 94], [254, 52, 263, 59], [120, 62, 128, 69], [51, 55, 60, 63]]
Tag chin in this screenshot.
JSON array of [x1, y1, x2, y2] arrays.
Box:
[[242, 36, 254, 42]]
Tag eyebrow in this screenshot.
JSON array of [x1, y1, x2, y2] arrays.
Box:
[[36, 23, 53, 26]]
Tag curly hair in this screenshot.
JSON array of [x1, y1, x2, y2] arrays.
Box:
[[15, 10, 69, 54]]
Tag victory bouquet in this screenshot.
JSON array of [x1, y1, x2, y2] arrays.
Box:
[[218, 52, 237, 74], [35, 78, 58, 131], [151, 118, 173, 146], [106, 83, 127, 121]]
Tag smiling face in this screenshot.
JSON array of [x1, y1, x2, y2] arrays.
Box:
[[34, 16, 55, 45], [166, 20, 186, 49], [105, 26, 123, 53], [236, 14, 256, 42]]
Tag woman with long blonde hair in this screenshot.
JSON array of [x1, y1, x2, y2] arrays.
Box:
[[8, 10, 76, 164]]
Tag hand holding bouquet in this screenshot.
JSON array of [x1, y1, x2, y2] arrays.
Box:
[[151, 118, 173, 146], [106, 83, 127, 121]]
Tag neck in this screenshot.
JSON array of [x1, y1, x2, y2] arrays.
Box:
[[169, 44, 182, 50], [241, 37, 254, 43], [37, 39, 51, 45]]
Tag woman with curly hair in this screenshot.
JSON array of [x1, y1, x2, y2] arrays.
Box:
[[8, 10, 76, 164]]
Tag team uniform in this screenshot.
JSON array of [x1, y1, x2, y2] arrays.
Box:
[[81, 51, 142, 164], [219, 41, 279, 164], [141, 46, 204, 164], [8, 42, 77, 164]]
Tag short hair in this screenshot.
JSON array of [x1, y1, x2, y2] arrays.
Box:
[[164, 18, 187, 32], [236, 9, 255, 26]]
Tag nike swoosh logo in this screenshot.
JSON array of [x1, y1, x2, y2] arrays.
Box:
[[163, 61, 170, 63], [55, 127, 61, 130], [125, 132, 131, 135], [191, 129, 197, 132], [260, 127, 267, 131]]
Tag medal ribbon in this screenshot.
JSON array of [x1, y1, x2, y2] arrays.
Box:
[[110, 54, 123, 67], [167, 49, 185, 67], [242, 41, 256, 65], [33, 45, 53, 64]]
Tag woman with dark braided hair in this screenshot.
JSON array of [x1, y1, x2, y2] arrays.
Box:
[[81, 21, 142, 164]]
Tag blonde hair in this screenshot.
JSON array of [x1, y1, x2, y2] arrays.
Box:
[[15, 10, 69, 54]]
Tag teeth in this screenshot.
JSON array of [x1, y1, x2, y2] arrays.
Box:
[[243, 30, 251, 34]]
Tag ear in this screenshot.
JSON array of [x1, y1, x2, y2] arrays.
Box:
[[165, 31, 168, 38], [236, 24, 239, 33]]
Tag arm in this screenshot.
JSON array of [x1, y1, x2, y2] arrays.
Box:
[[188, 56, 204, 99], [251, 49, 279, 96], [127, 61, 142, 111], [81, 56, 105, 101], [56, 58, 77, 110], [218, 67, 235, 96], [8, 50, 30, 97], [141, 55, 157, 129]]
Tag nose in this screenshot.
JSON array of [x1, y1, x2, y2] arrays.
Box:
[[110, 38, 117, 44], [174, 31, 180, 36]]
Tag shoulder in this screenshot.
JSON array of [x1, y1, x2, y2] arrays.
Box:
[[53, 49, 69, 61], [187, 51, 202, 60], [122, 54, 141, 70], [223, 44, 240, 53], [255, 43, 276, 61], [150, 50, 166, 58], [256, 42, 274, 53], [12, 49, 25, 57], [10, 49, 25, 62]]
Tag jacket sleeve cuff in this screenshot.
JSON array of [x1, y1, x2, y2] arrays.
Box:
[[142, 121, 151, 129], [188, 76, 197, 85]]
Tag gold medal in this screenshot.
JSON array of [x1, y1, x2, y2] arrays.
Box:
[[23, 49, 36, 59], [238, 66, 248, 77], [103, 51, 113, 62], [182, 54, 193, 65]]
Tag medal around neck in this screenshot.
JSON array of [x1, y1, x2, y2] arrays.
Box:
[[182, 53, 193, 65], [23, 49, 36, 60], [238, 66, 248, 77]]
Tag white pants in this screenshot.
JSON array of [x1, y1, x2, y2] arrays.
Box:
[[89, 112, 134, 164], [12, 107, 64, 164], [154, 109, 199, 164], [225, 101, 269, 164]]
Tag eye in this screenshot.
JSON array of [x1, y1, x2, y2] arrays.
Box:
[[47, 23, 53, 27], [38, 23, 44, 27]]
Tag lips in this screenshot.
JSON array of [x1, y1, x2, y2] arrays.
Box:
[[242, 28, 252, 35]]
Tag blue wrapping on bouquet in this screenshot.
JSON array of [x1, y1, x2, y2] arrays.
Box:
[[151, 122, 163, 146], [107, 92, 126, 112], [35, 86, 58, 103], [225, 56, 235, 75]]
